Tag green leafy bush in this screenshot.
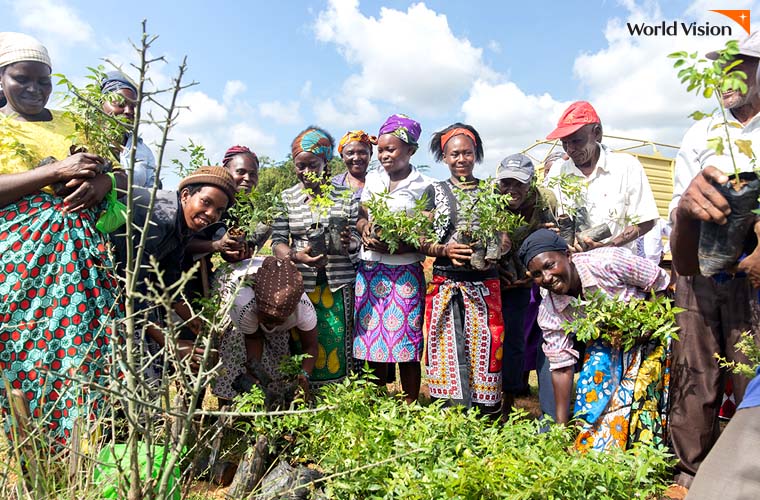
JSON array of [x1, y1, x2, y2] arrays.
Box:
[[546, 173, 586, 218], [227, 188, 285, 239], [364, 190, 436, 253], [246, 377, 673, 499], [562, 290, 682, 352], [454, 178, 524, 242]]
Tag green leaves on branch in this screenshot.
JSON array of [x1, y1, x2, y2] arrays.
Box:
[[56, 65, 130, 161], [669, 40, 755, 180], [454, 178, 525, 243], [301, 171, 345, 226], [227, 189, 285, 239], [364, 190, 436, 254], [546, 173, 586, 217], [562, 290, 683, 352], [715, 331, 760, 379], [171, 139, 211, 179], [669, 41, 746, 98]]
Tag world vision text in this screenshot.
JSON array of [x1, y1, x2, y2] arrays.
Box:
[[627, 21, 732, 37]]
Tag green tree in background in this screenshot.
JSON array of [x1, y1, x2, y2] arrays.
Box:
[[257, 155, 347, 198]]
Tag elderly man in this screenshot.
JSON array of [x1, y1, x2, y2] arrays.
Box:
[[545, 101, 659, 251], [668, 31, 760, 491]]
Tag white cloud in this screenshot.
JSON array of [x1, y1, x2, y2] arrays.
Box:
[[487, 40, 502, 53], [176, 91, 228, 129], [258, 100, 302, 125], [223, 80, 247, 102], [11, 0, 94, 45], [462, 80, 566, 176], [229, 123, 277, 149], [312, 96, 382, 131], [149, 89, 276, 187], [300, 81, 313, 99], [314, 0, 497, 119]]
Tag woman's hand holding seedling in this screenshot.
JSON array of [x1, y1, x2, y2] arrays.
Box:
[[216, 231, 245, 250], [360, 224, 390, 253], [292, 245, 327, 268], [445, 242, 472, 266], [177, 339, 205, 371], [498, 266, 533, 288], [339, 226, 352, 251], [540, 221, 560, 233]]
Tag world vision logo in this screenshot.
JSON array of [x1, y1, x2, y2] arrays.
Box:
[[627, 9, 750, 37]]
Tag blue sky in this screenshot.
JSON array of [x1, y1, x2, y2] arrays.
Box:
[[3, 0, 756, 185]]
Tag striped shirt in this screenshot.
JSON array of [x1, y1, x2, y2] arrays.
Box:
[[271, 183, 360, 292], [537, 247, 669, 370]]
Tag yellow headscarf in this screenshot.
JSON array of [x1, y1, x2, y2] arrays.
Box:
[[337, 130, 377, 155]]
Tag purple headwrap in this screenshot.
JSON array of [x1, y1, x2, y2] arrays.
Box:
[[378, 114, 421, 146]]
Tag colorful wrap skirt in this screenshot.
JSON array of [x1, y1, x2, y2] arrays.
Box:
[[424, 275, 504, 406], [353, 261, 424, 363], [305, 283, 355, 385], [0, 194, 121, 445], [574, 338, 670, 452]]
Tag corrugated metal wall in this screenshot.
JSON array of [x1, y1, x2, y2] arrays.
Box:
[[631, 153, 675, 219]]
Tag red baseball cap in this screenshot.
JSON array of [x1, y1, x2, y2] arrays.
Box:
[[546, 101, 601, 140]]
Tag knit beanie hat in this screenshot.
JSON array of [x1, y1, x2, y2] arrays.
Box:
[[178, 166, 237, 207], [254, 257, 304, 320]]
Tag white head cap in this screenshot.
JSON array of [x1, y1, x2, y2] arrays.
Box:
[[0, 32, 51, 70]]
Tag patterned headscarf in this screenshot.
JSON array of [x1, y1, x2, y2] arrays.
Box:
[[291, 127, 334, 164], [378, 114, 421, 146], [254, 256, 304, 320], [337, 130, 377, 155], [100, 71, 137, 96], [222, 145, 259, 167], [0, 32, 51, 69]]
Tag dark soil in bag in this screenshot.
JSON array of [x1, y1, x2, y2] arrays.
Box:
[[698, 172, 760, 276]]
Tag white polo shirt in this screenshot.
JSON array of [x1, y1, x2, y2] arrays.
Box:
[[546, 144, 660, 249], [360, 165, 434, 265], [669, 111, 760, 219]]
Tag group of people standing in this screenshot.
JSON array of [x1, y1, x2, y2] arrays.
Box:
[[2, 28, 760, 497]]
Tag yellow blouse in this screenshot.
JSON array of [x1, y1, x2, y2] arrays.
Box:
[[0, 110, 77, 193]]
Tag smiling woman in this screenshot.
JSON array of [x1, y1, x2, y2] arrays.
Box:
[[271, 126, 361, 389], [354, 114, 433, 404], [519, 228, 671, 453], [418, 122, 505, 414], [0, 32, 123, 448], [333, 129, 376, 199]]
